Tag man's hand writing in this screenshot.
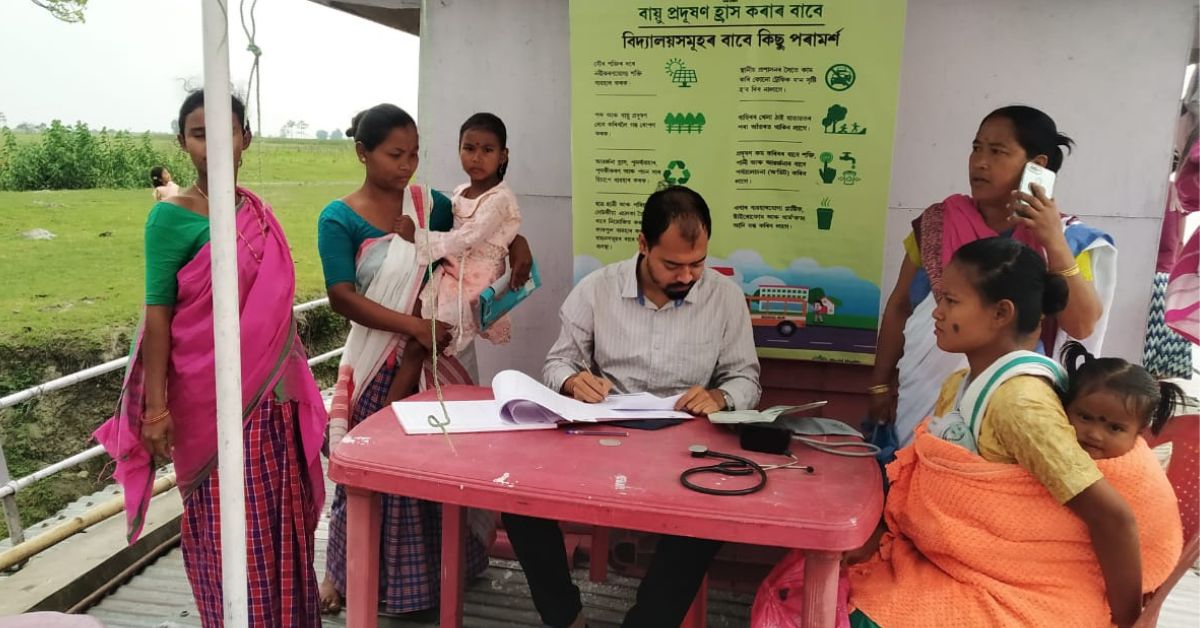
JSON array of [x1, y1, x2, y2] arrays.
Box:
[[564, 370, 612, 403]]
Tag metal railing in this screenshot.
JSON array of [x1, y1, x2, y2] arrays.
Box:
[[0, 298, 341, 548]]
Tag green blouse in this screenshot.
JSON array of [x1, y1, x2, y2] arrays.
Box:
[[144, 202, 210, 305]]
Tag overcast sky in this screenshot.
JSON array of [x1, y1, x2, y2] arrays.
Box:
[[0, 0, 420, 136]]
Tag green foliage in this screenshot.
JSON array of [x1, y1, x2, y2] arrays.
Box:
[[30, 0, 88, 23], [0, 121, 193, 191]]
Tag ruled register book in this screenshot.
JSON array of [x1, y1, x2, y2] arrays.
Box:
[[393, 369, 689, 434]]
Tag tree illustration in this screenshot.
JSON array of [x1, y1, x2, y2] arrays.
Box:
[[822, 105, 847, 133]]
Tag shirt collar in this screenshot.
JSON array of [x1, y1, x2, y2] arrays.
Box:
[[620, 255, 642, 300]]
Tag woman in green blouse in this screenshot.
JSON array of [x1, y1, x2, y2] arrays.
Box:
[[316, 103, 532, 616]]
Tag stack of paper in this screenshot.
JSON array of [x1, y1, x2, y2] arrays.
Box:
[[394, 370, 691, 434]]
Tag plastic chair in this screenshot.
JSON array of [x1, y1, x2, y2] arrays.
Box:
[[1134, 412, 1199, 628]]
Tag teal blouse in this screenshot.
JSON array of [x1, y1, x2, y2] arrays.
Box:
[[316, 191, 454, 289]]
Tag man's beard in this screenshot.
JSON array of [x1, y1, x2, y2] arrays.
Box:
[[664, 282, 695, 300]]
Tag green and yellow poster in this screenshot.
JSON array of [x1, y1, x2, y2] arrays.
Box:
[[569, 1, 906, 364]]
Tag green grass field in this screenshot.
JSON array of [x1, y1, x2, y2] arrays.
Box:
[[0, 138, 361, 342]]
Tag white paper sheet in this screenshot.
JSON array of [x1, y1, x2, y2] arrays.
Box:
[[393, 369, 690, 434], [597, 392, 684, 411]]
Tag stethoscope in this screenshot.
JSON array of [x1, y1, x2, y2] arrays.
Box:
[[679, 444, 813, 496], [791, 435, 881, 457]]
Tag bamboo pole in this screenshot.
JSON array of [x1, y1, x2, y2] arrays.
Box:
[[0, 475, 176, 571]]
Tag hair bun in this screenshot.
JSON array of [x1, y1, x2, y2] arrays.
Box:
[[1042, 272, 1069, 316], [346, 110, 366, 139]]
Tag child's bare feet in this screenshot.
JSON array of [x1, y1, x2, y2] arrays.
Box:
[[319, 574, 343, 614]]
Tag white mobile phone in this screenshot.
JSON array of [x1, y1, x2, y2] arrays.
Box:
[[1015, 162, 1055, 217]]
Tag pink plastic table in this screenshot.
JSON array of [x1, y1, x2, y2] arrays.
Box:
[[329, 385, 882, 628]]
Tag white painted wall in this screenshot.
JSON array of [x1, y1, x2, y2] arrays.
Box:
[[419, 0, 1197, 381], [883, 0, 1196, 363], [419, 0, 572, 380]]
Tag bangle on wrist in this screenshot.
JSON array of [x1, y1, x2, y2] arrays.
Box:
[[142, 408, 170, 424], [867, 384, 891, 396], [1053, 263, 1081, 278]]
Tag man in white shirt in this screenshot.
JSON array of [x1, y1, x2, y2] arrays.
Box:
[[503, 186, 762, 628]]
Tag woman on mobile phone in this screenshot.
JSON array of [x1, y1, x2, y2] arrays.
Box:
[[868, 106, 1116, 447]]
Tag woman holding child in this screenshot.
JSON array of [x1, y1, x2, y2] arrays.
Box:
[[314, 103, 532, 616], [844, 237, 1181, 627], [837, 107, 1180, 627]]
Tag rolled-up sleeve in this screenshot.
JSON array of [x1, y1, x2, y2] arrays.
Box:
[[711, 282, 761, 410], [543, 277, 597, 394]]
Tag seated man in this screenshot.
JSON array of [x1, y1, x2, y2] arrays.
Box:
[[502, 185, 761, 628]]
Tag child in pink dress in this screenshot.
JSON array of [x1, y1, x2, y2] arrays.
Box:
[[387, 113, 521, 402]]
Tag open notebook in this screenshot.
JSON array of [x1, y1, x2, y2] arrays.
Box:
[[394, 369, 691, 434]]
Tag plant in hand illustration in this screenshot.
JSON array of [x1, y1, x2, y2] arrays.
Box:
[[818, 151, 837, 183]]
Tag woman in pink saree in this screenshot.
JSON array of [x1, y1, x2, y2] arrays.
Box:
[[94, 91, 327, 627]]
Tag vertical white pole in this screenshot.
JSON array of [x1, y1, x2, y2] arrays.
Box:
[[200, 1, 249, 625]]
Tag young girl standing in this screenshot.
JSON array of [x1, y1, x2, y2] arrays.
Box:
[[387, 113, 522, 402]]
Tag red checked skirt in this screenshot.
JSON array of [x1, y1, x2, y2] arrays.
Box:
[[180, 398, 320, 627]]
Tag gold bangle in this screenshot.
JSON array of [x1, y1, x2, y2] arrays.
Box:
[[867, 384, 890, 396], [142, 408, 170, 424], [1054, 263, 1081, 279]]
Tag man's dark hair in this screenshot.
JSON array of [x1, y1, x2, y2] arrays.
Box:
[[641, 186, 712, 248]]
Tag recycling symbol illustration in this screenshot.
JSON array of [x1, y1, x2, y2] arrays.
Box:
[[662, 160, 691, 185]]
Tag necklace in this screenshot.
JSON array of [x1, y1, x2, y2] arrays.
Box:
[[195, 185, 267, 263]]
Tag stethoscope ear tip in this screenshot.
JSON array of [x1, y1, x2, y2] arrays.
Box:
[[688, 444, 709, 457]]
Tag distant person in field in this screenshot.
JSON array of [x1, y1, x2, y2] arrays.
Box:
[[150, 166, 179, 201], [96, 90, 328, 626]]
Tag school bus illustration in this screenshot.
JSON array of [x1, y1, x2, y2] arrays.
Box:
[[711, 267, 808, 337]]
